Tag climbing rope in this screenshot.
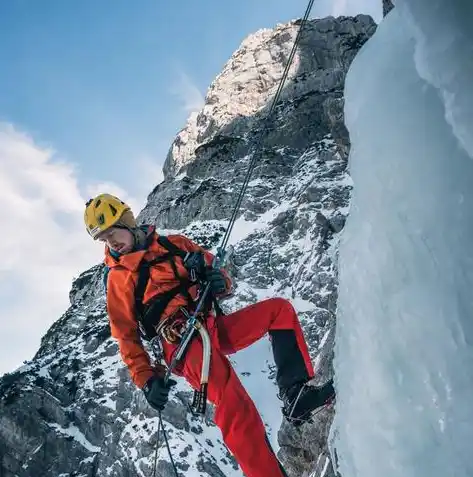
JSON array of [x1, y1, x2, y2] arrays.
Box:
[[152, 411, 179, 477], [154, 0, 315, 474], [218, 0, 316, 256]]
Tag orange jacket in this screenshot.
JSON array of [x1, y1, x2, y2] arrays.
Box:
[[104, 230, 232, 388]]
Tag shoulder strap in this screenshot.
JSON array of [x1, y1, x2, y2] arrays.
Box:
[[134, 236, 192, 338], [156, 235, 188, 258], [103, 265, 110, 292], [135, 235, 226, 339], [158, 234, 226, 317], [158, 236, 196, 306], [134, 252, 175, 317], [134, 261, 151, 318]]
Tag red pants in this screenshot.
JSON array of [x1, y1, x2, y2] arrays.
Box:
[[162, 297, 315, 477]]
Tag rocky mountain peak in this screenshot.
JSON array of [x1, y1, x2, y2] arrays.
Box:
[[163, 15, 375, 180], [383, 0, 395, 17]]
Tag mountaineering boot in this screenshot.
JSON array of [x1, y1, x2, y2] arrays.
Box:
[[281, 378, 335, 426]]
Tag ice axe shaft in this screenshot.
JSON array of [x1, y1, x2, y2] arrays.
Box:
[[164, 281, 212, 384], [164, 246, 224, 385], [163, 303, 212, 415]]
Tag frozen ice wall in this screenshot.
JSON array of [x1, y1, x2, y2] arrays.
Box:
[[397, 0, 473, 159], [331, 2, 473, 477]]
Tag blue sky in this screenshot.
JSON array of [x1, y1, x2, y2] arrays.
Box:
[[0, 0, 381, 374], [0, 0, 381, 195], [0, 0, 328, 193]]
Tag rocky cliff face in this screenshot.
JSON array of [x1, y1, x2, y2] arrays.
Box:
[[383, 0, 395, 17], [0, 14, 376, 477]]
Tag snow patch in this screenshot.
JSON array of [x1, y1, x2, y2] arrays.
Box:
[[47, 422, 101, 453]]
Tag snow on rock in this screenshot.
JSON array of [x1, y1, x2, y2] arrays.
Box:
[[142, 14, 375, 477], [331, 2, 473, 477], [0, 13, 376, 477], [161, 16, 376, 180], [163, 24, 301, 179]]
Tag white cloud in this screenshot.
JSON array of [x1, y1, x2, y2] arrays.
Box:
[[341, 0, 383, 21], [170, 69, 205, 114], [85, 180, 144, 218], [85, 154, 165, 217], [137, 155, 165, 187], [126, 154, 166, 201], [0, 123, 146, 375], [332, 0, 349, 16], [313, 0, 383, 22]]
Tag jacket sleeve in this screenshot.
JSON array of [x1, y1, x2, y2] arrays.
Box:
[[106, 269, 156, 388], [171, 234, 233, 297]]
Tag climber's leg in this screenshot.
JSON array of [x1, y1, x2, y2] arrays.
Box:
[[216, 297, 315, 390], [164, 336, 288, 477]]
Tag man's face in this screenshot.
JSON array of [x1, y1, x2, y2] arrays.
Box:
[[97, 227, 134, 254]]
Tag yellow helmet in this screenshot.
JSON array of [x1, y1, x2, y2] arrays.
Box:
[[84, 193, 131, 239]]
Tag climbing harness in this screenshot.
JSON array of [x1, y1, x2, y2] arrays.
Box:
[[133, 235, 196, 340], [134, 235, 214, 415], [163, 0, 316, 386], [148, 308, 211, 415], [153, 0, 315, 473]]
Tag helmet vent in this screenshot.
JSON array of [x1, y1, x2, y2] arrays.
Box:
[[98, 214, 105, 225], [109, 204, 118, 216], [95, 199, 102, 207]]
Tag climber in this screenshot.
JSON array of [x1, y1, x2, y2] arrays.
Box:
[[84, 193, 335, 477]]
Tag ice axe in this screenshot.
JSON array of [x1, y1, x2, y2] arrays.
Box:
[[163, 249, 224, 414]]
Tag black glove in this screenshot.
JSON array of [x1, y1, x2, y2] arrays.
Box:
[[204, 267, 227, 295], [183, 252, 206, 281], [183, 252, 227, 295], [143, 376, 177, 411]]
